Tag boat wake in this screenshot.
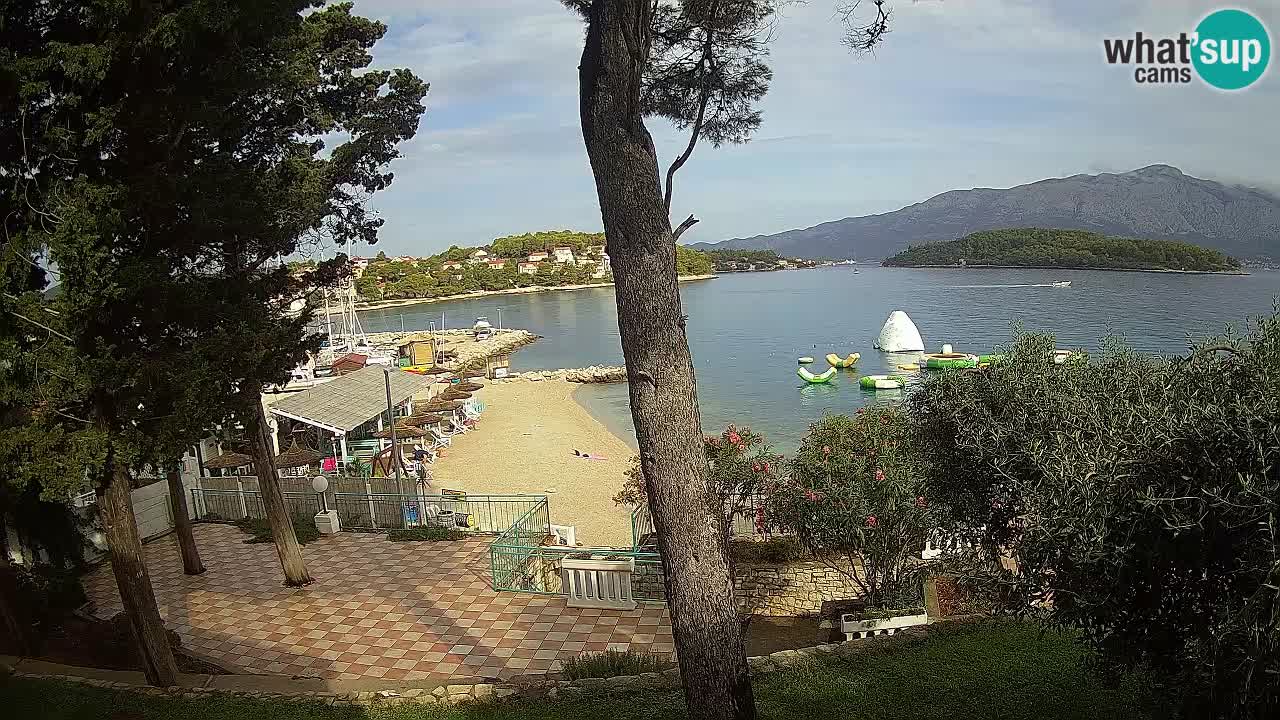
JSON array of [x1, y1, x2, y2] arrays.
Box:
[[946, 282, 1070, 289]]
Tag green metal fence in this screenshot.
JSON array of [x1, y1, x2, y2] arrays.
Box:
[[332, 492, 545, 532], [490, 500, 553, 592], [493, 500, 666, 602]]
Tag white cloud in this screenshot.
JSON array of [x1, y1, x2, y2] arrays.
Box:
[[347, 0, 1280, 251]]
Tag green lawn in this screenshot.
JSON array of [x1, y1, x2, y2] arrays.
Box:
[[0, 621, 1159, 720]]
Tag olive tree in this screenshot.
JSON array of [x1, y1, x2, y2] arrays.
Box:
[[911, 322, 1280, 716]]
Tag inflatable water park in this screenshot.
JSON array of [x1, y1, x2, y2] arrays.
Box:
[[793, 310, 1079, 391]]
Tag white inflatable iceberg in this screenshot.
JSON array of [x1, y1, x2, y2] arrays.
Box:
[[875, 311, 925, 352]]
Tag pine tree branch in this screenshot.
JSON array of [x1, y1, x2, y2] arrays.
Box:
[[663, 0, 720, 218]]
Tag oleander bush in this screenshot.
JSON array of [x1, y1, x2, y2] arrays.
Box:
[[768, 408, 936, 610]]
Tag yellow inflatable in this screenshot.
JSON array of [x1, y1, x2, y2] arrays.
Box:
[[825, 352, 861, 368]]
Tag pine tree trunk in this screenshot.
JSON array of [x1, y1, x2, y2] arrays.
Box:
[[244, 394, 312, 587], [167, 466, 205, 576], [576, 2, 755, 718], [98, 460, 179, 686], [0, 549, 33, 656]]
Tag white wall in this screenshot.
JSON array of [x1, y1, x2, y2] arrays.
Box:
[[7, 455, 204, 567]]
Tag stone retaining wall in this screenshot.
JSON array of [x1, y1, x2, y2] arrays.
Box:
[[1, 618, 984, 709], [735, 560, 862, 617]]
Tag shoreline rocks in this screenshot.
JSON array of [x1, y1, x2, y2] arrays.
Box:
[[510, 366, 627, 384]]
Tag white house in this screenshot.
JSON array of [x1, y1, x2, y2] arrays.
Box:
[[442, 260, 463, 271], [528, 251, 549, 262], [552, 246, 575, 264], [486, 258, 509, 270], [467, 249, 490, 265], [518, 261, 539, 275]]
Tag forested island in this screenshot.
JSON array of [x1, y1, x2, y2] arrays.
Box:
[[882, 228, 1242, 272], [702, 248, 820, 272], [319, 230, 714, 305]]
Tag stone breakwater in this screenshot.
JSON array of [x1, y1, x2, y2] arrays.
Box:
[[510, 365, 627, 384], [364, 328, 539, 372]]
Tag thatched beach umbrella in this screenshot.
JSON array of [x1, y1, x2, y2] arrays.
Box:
[[274, 440, 326, 470], [442, 390, 472, 400], [423, 399, 462, 412], [400, 412, 444, 427], [455, 382, 483, 392], [203, 451, 253, 471], [371, 425, 429, 439]]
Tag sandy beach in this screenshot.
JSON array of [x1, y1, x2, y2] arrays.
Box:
[[429, 379, 636, 547]]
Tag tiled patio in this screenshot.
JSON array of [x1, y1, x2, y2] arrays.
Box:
[[84, 524, 673, 682]]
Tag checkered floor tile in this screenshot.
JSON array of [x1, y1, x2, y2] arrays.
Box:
[[83, 524, 673, 681]]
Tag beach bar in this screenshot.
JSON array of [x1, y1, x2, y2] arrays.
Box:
[[268, 365, 437, 471]]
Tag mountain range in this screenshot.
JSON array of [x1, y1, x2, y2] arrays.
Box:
[[691, 166, 1280, 262]]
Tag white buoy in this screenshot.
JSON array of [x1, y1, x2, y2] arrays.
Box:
[[875, 311, 925, 352], [941, 343, 953, 354]]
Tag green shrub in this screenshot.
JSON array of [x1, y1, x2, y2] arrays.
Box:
[[386, 526, 466, 542], [769, 408, 934, 609], [728, 537, 805, 565], [561, 649, 671, 680], [847, 606, 926, 621], [911, 317, 1280, 715], [13, 564, 87, 630], [234, 514, 320, 545]]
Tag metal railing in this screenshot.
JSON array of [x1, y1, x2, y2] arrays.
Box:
[[333, 492, 546, 532], [190, 488, 320, 522], [630, 493, 772, 550], [490, 500, 553, 592], [497, 500, 665, 602]]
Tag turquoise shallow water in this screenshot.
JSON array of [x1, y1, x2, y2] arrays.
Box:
[[361, 266, 1280, 450]]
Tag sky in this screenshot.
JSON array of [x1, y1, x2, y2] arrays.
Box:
[[341, 0, 1280, 256]]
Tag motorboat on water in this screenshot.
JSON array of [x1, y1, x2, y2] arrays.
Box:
[[1050, 281, 1071, 288], [473, 316, 493, 341]]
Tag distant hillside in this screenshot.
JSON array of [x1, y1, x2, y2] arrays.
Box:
[[883, 229, 1241, 272], [693, 166, 1280, 261]]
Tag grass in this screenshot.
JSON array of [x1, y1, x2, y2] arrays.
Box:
[[561, 650, 672, 680], [0, 621, 1163, 720]]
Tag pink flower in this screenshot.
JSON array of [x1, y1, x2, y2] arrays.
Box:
[[822, 445, 831, 455], [762, 462, 771, 473], [804, 489, 819, 502], [915, 496, 927, 508], [875, 469, 885, 482], [752, 463, 761, 473], [865, 515, 877, 528], [727, 431, 742, 446]]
